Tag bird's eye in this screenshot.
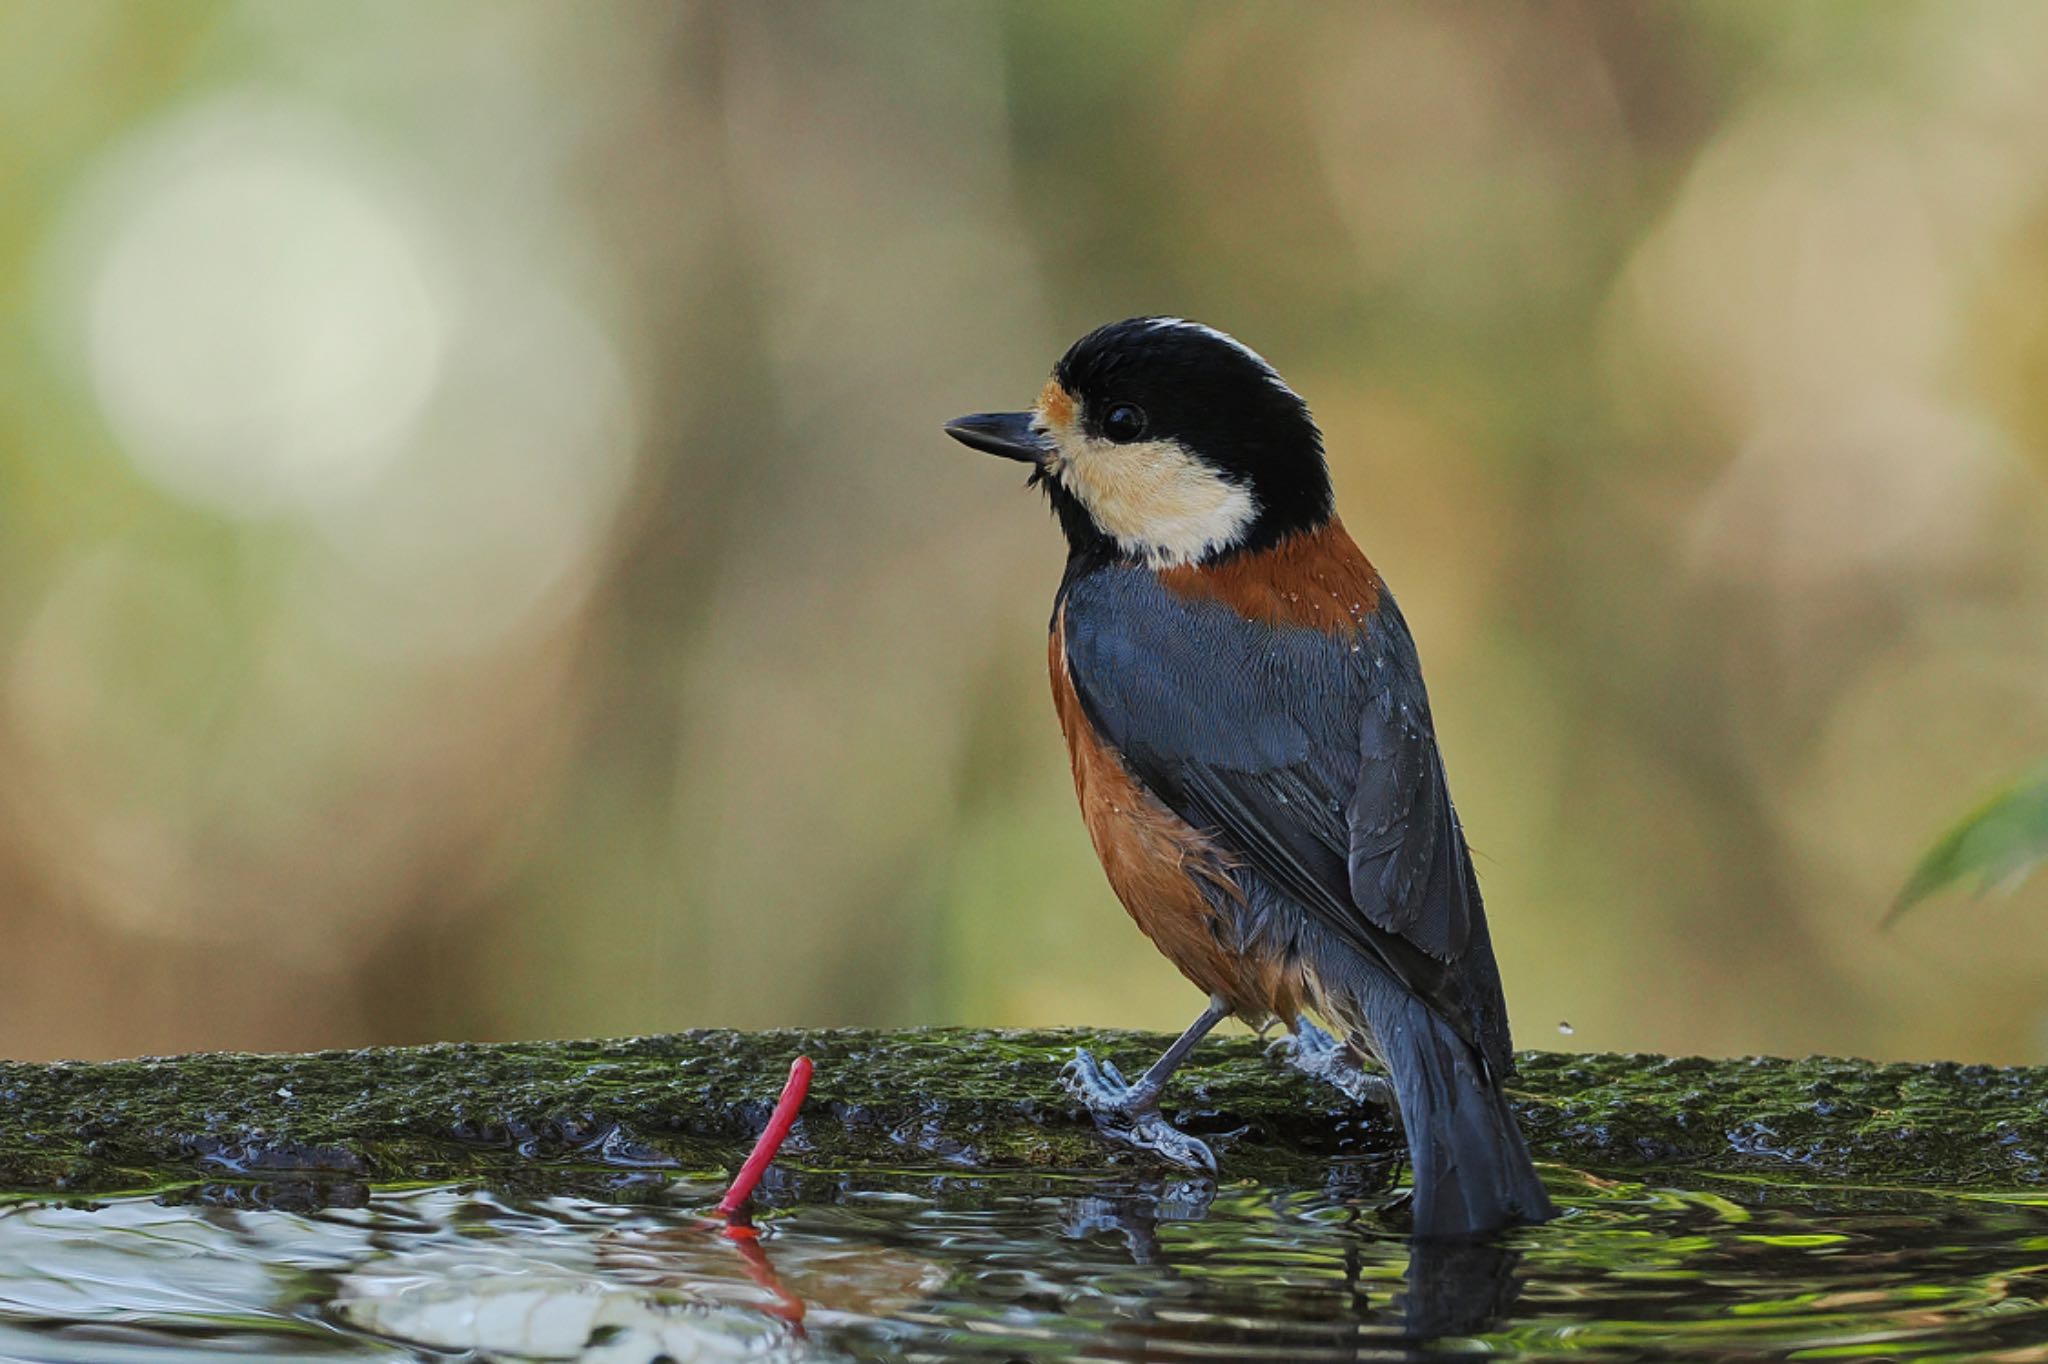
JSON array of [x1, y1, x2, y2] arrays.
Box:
[[1102, 403, 1147, 443]]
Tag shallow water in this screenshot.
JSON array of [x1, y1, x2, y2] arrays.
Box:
[[1, 1166, 2045, 1362]]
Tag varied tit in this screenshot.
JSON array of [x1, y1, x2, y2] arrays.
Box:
[[945, 318, 1555, 1237]]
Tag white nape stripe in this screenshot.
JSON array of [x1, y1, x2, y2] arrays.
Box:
[[1140, 317, 1299, 400]]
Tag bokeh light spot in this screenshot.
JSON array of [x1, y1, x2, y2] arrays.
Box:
[[75, 95, 446, 515]]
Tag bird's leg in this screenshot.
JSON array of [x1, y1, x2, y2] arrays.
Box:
[[1270, 1015, 1401, 1121], [1062, 994, 1231, 1173]]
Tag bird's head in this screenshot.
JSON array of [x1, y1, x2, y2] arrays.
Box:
[[946, 317, 1332, 569]]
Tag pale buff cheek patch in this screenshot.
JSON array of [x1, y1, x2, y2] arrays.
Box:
[[1034, 382, 1257, 567], [1060, 437, 1255, 566], [1032, 382, 1253, 561]]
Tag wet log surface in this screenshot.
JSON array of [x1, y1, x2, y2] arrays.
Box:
[[2, 1028, 2041, 1197]]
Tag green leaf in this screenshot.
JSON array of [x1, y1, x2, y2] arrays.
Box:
[[1887, 764, 2048, 925]]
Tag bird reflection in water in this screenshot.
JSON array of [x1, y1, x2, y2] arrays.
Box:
[[1055, 1168, 1526, 1343]]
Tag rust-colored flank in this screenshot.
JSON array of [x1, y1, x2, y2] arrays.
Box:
[[1048, 612, 1306, 1023], [1158, 518, 1382, 632]]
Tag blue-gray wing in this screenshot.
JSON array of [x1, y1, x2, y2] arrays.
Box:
[[1059, 566, 1501, 1061], [1344, 606, 1476, 962]]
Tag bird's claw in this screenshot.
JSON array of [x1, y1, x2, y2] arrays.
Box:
[[1272, 1018, 1400, 1116], [1119, 1110, 1219, 1174], [1061, 1048, 1130, 1103], [1060, 1047, 1218, 1174]]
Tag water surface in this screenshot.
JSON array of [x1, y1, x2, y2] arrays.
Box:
[[1, 1166, 2044, 1361]]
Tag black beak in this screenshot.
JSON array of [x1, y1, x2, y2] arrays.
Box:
[[944, 411, 1048, 464]]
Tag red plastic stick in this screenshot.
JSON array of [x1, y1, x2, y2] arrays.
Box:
[[717, 1055, 813, 1218]]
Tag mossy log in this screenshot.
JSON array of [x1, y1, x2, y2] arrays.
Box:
[[2, 1028, 2042, 1198]]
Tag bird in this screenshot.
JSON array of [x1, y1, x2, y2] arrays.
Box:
[[944, 317, 1555, 1237]]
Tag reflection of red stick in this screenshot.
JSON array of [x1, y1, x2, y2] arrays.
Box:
[[717, 1055, 813, 1218], [728, 1228, 807, 1329]]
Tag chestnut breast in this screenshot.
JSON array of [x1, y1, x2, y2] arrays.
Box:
[[1048, 610, 1305, 1022]]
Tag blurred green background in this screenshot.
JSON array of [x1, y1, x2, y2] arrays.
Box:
[[3, 2, 2046, 1065]]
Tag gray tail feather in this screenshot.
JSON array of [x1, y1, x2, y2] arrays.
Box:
[[1368, 989, 1556, 1238]]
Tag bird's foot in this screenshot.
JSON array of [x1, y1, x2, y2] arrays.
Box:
[[1060, 1048, 1217, 1174], [1270, 1017, 1400, 1118]]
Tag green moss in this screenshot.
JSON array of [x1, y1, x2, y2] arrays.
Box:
[[1514, 1051, 2048, 1189], [1, 1031, 2041, 1197]]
